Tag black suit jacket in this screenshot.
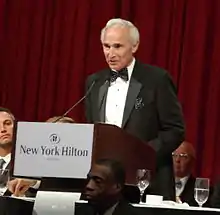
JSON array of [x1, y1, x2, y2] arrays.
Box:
[[85, 61, 185, 200], [3, 161, 37, 197], [211, 180, 220, 208], [179, 175, 212, 207], [179, 175, 197, 206], [76, 200, 138, 215]]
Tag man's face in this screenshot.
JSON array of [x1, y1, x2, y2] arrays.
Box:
[[84, 164, 119, 205], [102, 26, 139, 71], [173, 143, 194, 178], [0, 112, 14, 147]]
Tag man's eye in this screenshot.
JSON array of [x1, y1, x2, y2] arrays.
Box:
[[113, 44, 122, 48], [5, 121, 12, 126], [103, 44, 110, 48], [95, 179, 101, 184]]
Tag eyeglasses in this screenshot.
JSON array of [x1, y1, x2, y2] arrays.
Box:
[[172, 152, 189, 159]]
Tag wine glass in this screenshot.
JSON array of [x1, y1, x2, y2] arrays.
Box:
[[136, 169, 150, 203], [194, 177, 209, 207], [0, 169, 10, 196]]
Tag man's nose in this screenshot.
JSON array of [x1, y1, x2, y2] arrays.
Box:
[[175, 156, 181, 163], [108, 47, 115, 57], [86, 179, 95, 191], [0, 124, 6, 133]]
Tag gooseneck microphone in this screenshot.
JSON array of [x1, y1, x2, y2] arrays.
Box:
[[53, 80, 97, 123]]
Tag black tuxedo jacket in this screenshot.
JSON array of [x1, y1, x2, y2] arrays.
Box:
[[211, 180, 220, 208], [75, 200, 138, 215], [85, 61, 185, 200], [180, 175, 212, 207], [179, 175, 197, 206]]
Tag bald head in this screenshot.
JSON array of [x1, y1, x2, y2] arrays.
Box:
[[46, 116, 75, 123], [178, 141, 196, 159], [173, 141, 196, 178]]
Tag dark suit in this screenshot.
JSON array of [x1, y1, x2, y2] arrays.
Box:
[[178, 175, 212, 207], [85, 61, 185, 200], [3, 161, 37, 197], [76, 199, 138, 215], [179, 175, 197, 206], [211, 181, 220, 208]]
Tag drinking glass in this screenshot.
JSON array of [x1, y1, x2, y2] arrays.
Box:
[[194, 177, 209, 207], [136, 169, 150, 203]]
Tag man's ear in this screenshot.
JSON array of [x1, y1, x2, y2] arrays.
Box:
[[132, 41, 139, 54], [112, 183, 122, 193]]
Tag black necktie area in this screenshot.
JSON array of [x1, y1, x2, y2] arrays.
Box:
[[110, 68, 129, 82], [175, 181, 183, 189]]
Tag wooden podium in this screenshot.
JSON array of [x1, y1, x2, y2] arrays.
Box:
[[38, 122, 156, 191], [92, 123, 156, 184]]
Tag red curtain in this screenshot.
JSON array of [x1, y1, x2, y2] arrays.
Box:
[[0, 0, 220, 181]]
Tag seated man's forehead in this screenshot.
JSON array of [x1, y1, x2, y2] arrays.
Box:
[[0, 112, 14, 121], [90, 164, 112, 179]]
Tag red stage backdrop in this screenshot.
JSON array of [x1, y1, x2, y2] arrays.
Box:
[[0, 0, 220, 182]]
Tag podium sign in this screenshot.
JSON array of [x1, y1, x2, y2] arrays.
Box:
[[13, 122, 94, 179]]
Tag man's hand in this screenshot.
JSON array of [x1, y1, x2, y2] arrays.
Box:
[[7, 178, 37, 196]]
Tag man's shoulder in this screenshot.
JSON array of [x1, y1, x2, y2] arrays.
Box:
[[183, 175, 196, 192], [136, 61, 168, 79], [114, 201, 137, 215], [87, 68, 109, 82], [134, 61, 173, 88]]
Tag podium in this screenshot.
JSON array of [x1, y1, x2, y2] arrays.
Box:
[[12, 122, 156, 184], [12, 122, 156, 215], [37, 122, 155, 194], [92, 123, 156, 183]]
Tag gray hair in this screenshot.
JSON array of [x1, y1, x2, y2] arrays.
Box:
[[100, 18, 140, 45]]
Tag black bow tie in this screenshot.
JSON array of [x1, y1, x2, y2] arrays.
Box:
[[110, 68, 129, 82], [175, 181, 182, 189]]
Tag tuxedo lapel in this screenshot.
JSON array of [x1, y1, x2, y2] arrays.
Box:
[[121, 62, 143, 128], [98, 80, 109, 122], [91, 69, 110, 122], [5, 162, 11, 170]]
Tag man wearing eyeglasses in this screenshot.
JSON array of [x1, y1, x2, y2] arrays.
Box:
[[172, 141, 197, 205], [173, 141, 212, 206]]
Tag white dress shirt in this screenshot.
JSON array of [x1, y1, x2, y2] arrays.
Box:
[[0, 153, 11, 170], [0, 153, 40, 195], [0, 153, 11, 195], [105, 58, 135, 127], [175, 175, 189, 197]]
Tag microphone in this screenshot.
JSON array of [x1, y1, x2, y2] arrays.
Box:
[[53, 79, 97, 123]]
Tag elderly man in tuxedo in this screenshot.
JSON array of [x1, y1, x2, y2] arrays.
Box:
[[173, 141, 213, 206], [85, 18, 185, 200], [173, 141, 197, 205]]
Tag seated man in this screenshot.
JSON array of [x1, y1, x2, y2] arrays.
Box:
[[80, 158, 137, 215], [7, 115, 75, 196], [173, 141, 211, 206], [210, 180, 220, 208], [0, 107, 37, 196]]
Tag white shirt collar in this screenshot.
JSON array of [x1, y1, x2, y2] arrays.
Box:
[[126, 57, 135, 81], [0, 153, 11, 164], [175, 175, 190, 197], [176, 175, 190, 186]]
